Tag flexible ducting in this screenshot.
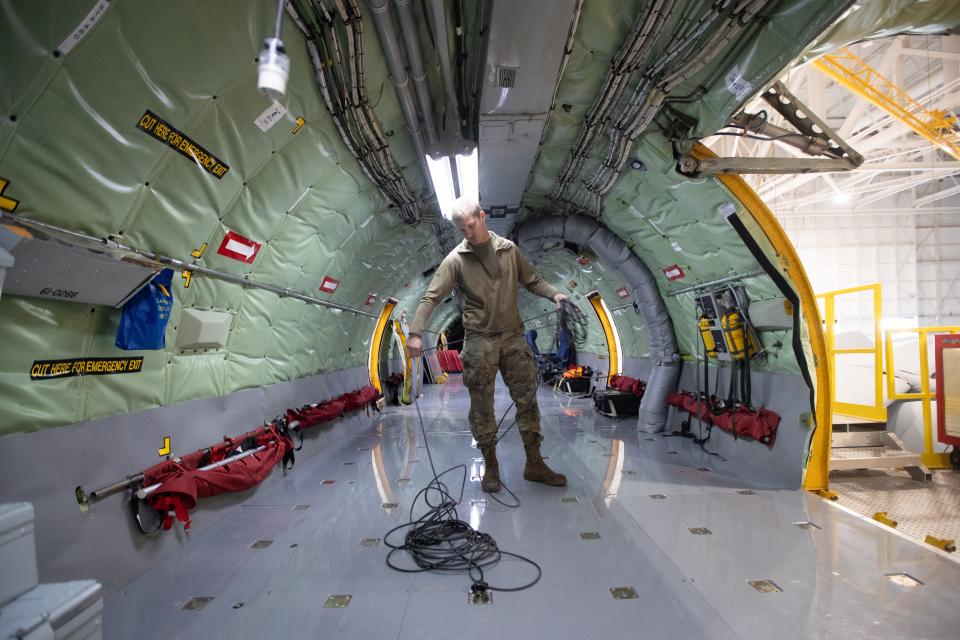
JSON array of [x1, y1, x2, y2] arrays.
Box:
[[517, 216, 680, 432]]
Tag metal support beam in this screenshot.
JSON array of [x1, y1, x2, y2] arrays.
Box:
[[916, 183, 960, 207], [0, 212, 378, 318], [667, 268, 766, 297], [684, 82, 862, 176], [679, 156, 860, 175]]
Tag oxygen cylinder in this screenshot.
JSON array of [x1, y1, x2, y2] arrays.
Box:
[[721, 311, 748, 359], [698, 316, 717, 357]]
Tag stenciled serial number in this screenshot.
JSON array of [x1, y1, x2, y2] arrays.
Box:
[[40, 287, 80, 299]]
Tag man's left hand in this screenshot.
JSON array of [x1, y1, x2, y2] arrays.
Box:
[[553, 293, 569, 310]]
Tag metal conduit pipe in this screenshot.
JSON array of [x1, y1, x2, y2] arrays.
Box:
[[394, 0, 438, 147], [667, 268, 766, 296], [427, 0, 462, 137], [0, 212, 378, 319], [366, 0, 429, 161], [517, 216, 680, 432]]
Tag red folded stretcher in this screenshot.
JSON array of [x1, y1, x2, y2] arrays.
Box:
[[667, 390, 780, 446], [137, 384, 381, 535]]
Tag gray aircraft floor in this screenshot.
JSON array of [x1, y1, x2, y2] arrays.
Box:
[[104, 376, 960, 639]]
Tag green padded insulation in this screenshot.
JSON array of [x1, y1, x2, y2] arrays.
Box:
[[802, 0, 960, 62], [0, 0, 439, 435], [521, 0, 851, 385], [0, 0, 862, 437]]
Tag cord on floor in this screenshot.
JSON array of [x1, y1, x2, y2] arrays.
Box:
[[382, 397, 541, 593]]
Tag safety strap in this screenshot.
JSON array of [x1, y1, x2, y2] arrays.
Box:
[[277, 415, 303, 451], [129, 488, 163, 535]]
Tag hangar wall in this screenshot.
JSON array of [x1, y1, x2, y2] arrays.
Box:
[[782, 211, 960, 329]]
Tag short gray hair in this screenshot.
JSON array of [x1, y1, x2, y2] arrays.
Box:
[[449, 197, 481, 221]]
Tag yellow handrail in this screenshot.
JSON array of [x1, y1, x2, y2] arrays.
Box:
[[813, 48, 960, 161], [367, 297, 398, 393], [815, 283, 885, 422], [586, 290, 622, 384], [884, 326, 960, 469]]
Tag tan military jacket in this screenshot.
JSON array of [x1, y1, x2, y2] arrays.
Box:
[[410, 232, 560, 336]]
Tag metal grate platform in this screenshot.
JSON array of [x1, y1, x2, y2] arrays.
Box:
[[830, 468, 960, 546], [830, 430, 930, 481]]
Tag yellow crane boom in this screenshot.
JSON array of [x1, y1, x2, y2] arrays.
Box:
[[813, 47, 960, 161]]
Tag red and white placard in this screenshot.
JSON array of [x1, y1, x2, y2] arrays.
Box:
[[319, 276, 340, 293], [663, 264, 685, 281], [616, 287, 630, 299], [365, 294, 377, 305], [217, 230, 261, 264]]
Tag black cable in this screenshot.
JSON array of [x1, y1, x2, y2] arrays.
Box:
[[419, 309, 561, 355], [383, 388, 541, 593], [273, 0, 285, 39], [558, 299, 588, 347], [486, 401, 523, 509], [708, 130, 820, 143]]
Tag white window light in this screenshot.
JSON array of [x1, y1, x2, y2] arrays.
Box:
[[425, 147, 479, 220]]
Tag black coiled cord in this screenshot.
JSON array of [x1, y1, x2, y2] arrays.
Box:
[[558, 299, 588, 346], [383, 397, 541, 592]]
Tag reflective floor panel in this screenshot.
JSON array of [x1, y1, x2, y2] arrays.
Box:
[[104, 376, 960, 639]]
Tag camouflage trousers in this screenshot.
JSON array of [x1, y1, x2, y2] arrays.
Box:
[[460, 330, 541, 450]]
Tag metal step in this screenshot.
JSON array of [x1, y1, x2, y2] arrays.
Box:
[[830, 431, 931, 482]]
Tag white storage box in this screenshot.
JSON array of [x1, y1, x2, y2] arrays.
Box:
[[0, 581, 103, 640], [0, 503, 38, 607]]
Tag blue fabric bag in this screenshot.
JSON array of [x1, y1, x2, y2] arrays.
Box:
[[116, 268, 174, 350]]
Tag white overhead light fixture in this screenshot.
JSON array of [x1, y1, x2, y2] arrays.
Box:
[[258, 0, 290, 101], [426, 147, 479, 219], [455, 148, 479, 203]]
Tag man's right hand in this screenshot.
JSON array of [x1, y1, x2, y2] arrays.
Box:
[[407, 333, 424, 359]]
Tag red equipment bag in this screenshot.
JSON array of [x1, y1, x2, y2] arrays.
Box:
[[442, 350, 463, 372], [709, 405, 780, 446], [287, 399, 346, 429], [667, 392, 686, 409], [709, 408, 733, 433], [438, 350, 463, 373], [608, 375, 645, 398], [680, 393, 712, 422], [145, 423, 293, 534], [734, 406, 780, 445], [339, 385, 379, 412], [134, 383, 384, 536]]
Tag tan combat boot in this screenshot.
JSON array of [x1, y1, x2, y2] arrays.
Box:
[[480, 445, 501, 493], [522, 433, 567, 486]]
